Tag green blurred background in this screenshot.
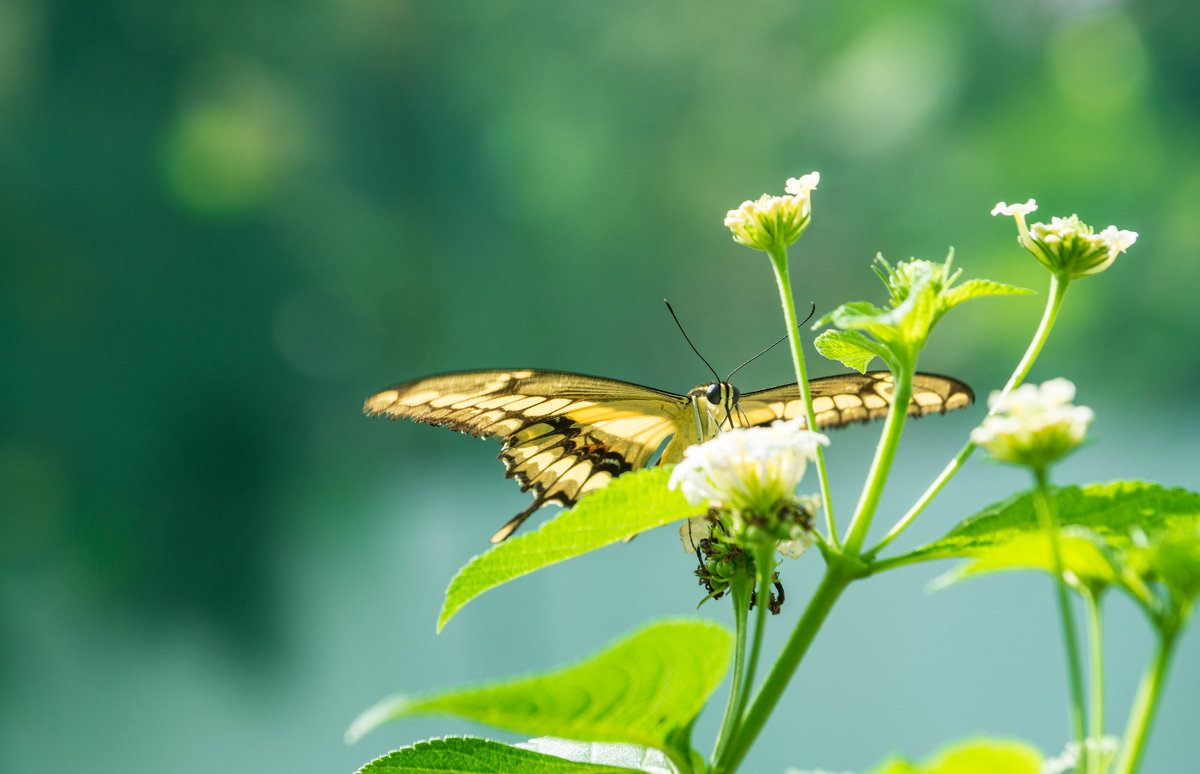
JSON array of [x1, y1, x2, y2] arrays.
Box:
[[3, 1, 1198, 772]]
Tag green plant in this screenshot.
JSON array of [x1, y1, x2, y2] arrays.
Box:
[[348, 178, 1196, 774]]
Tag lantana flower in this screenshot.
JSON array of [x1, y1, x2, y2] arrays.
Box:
[[669, 419, 828, 552], [970, 378, 1094, 470], [724, 172, 820, 253], [992, 199, 1137, 279]]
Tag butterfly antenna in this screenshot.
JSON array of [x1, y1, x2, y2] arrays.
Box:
[[725, 302, 817, 381], [664, 299, 722, 385]]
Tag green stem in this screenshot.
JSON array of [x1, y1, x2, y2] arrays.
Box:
[[767, 247, 838, 545], [711, 570, 754, 766], [867, 272, 1070, 559], [1113, 628, 1177, 774], [842, 357, 914, 556], [1085, 590, 1106, 774], [1033, 468, 1088, 760], [713, 547, 774, 771], [739, 549, 774, 725], [716, 564, 854, 774]]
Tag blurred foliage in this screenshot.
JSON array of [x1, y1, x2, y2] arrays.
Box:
[[2, 0, 1198, 656]]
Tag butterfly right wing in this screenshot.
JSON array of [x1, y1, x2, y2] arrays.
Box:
[[364, 369, 692, 541], [733, 371, 974, 430]]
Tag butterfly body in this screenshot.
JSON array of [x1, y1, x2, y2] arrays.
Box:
[[365, 369, 972, 542]]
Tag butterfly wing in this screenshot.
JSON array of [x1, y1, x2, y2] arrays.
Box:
[[733, 371, 974, 430], [364, 370, 691, 541]]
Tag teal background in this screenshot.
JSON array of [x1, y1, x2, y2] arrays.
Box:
[[3, 2, 1199, 772]]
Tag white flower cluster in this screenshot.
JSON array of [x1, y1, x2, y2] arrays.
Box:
[[992, 199, 1137, 279], [1041, 736, 1118, 774], [669, 417, 828, 543], [724, 172, 820, 252], [970, 378, 1094, 470]]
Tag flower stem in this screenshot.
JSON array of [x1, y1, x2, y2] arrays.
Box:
[[1113, 627, 1177, 774], [1033, 467, 1088, 761], [767, 246, 837, 545], [842, 358, 914, 556], [711, 570, 754, 766], [713, 546, 774, 771], [1085, 590, 1106, 774], [716, 563, 854, 774], [866, 273, 1070, 559]]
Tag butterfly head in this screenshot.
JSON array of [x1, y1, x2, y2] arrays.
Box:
[[704, 381, 741, 408], [688, 381, 742, 430]]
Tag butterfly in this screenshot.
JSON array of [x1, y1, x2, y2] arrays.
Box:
[[364, 368, 973, 543]]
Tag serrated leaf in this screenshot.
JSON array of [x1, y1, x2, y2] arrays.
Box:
[[939, 278, 1032, 311], [355, 737, 645, 774], [348, 619, 732, 752], [927, 526, 1121, 593], [813, 329, 887, 373], [439, 467, 699, 629], [866, 738, 1043, 774], [892, 481, 1200, 601]]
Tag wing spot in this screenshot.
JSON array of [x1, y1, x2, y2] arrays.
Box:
[[397, 389, 439, 407], [524, 397, 572, 416], [832, 394, 862, 410], [507, 396, 547, 412], [476, 395, 523, 410]]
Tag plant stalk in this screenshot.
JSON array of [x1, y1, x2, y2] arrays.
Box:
[[767, 247, 837, 545], [1033, 468, 1088, 762], [1085, 590, 1106, 774], [711, 570, 754, 766], [868, 272, 1070, 559], [716, 564, 853, 773], [842, 358, 914, 556], [1113, 627, 1177, 774]]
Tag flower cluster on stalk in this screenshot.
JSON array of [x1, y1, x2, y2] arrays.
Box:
[[971, 378, 1094, 471], [992, 199, 1137, 280], [670, 419, 827, 609], [724, 172, 820, 253]]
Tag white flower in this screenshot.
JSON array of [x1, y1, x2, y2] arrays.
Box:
[[993, 200, 1137, 279], [991, 198, 1038, 217], [970, 378, 1094, 469], [516, 738, 673, 774], [670, 419, 827, 512], [1041, 736, 1118, 774], [724, 172, 819, 252], [784, 171, 821, 197]]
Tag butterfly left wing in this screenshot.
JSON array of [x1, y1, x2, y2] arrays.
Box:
[[364, 369, 691, 541], [732, 371, 974, 430]]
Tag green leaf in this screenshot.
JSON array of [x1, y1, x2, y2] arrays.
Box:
[[926, 526, 1123, 593], [813, 329, 888, 372], [939, 278, 1032, 311], [1127, 526, 1200, 607], [348, 619, 732, 753], [439, 467, 699, 630], [865, 738, 1043, 774], [892, 481, 1200, 603], [355, 737, 646, 774]]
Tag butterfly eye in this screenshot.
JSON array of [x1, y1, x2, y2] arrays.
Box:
[[705, 383, 723, 405], [729, 385, 741, 405]]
